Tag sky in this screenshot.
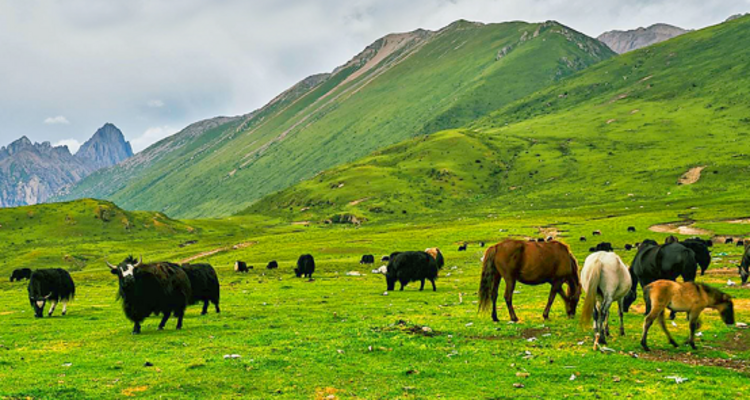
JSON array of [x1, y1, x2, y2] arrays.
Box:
[[1, 0, 748, 153]]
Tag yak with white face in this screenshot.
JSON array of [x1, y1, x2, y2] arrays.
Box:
[[27, 269, 75, 318], [107, 256, 192, 334]]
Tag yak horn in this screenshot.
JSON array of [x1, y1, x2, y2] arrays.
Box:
[[106, 261, 117, 270], [134, 256, 143, 268], [44, 293, 52, 299]]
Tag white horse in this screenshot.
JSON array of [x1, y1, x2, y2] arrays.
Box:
[[580, 251, 633, 346]]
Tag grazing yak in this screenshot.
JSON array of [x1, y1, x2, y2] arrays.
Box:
[[624, 244, 633, 251], [107, 256, 191, 334], [380, 255, 390, 262], [627, 226, 636, 232], [593, 242, 614, 252], [295, 254, 315, 278], [480, 242, 485, 247], [10, 268, 32, 282], [180, 263, 220, 315], [234, 261, 250, 273], [385, 251, 441, 292], [737, 240, 745, 247], [593, 230, 602, 236], [726, 238, 734, 244], [580, 236, 587, 242], [266, 260, 279, 270], [27, 269, 75, 318], [360, 254, 375, 264], [458, 244, 468, 251]]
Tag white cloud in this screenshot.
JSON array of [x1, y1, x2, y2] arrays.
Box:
[[44, 116, 70, 125], [147, 99, 164, 108], [54, 138, 82, 153], [131, 125, 178, 152]]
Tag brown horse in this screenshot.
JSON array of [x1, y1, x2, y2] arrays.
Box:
[[640, 280, 734, 351], [479, 239, 581, 322]]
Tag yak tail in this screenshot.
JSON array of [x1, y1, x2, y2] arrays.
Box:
[[580, 259, 601, 328], [478, 246, 499, 314]]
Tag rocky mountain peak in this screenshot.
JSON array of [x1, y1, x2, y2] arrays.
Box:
[[597, 23, 688, 54], [75, 123, 134, 169]]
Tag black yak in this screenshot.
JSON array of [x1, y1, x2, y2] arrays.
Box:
[[266, 261, 279, 269], [593, 230, 602, 236], [27, 269, 75, 318], [107, 256, 192, 334], [380, 255, 390, 262], [234, 261, 250, 273], [627, 226, 636, 232], [359, 254, 375, 264], [625, 244, 634, 251], [580, 236, 587, 242], [593, 242, 614, 252], [10, 268, 32, 282], [385, 251, 441, 292], [180, 263, 220, 315], [458, 244, 468, 251], [295, 254, 315, 278]]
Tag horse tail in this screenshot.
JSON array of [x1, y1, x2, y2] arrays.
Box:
[[580, 257, 601, 328], [569, 255, 582, 298], [478, 245, 499, 314]]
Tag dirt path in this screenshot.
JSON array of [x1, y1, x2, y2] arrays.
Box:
[[678, 165, 706, 185], [180, 241, 256, 264], [648, 221, 711, 236]]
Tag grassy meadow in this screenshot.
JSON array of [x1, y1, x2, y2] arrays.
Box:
[[1, 200, 748, 399]]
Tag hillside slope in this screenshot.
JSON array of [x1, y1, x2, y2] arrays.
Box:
[[245, 15, 750, 223], [58, 20, 614, 218]]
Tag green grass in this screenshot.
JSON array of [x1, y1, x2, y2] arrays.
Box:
[[58, 20, 613, 218], [1, 200, 749, 399]]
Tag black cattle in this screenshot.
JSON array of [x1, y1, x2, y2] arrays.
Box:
[[624, 244, 633, 251], [381, 255, 390, 262], [593, 242, 614, 252], [359, 254, 375, 264], [107, 256, 191, 334], [627, 226, 636, 232], [726, 238, 734, 244], [458, 244, 468, 251], [266, 261, 279, 269], [580, 236, 586, 242], [234, 261, 250, 273], [385, 251, 441, 292], [10, 268, 32, 282], [536, 238, 545, 243], [682, 238, 712, 275], [624, 242, 697, 315], [739, 243, 750, 285], [593, 230, 602, 236], [27, 269, 75, 318], [588, 247, 596, 252], [737, 240, 745, 247], [480, 242, 485, 247], [295, 254, 315, 278], [180, 263, 220, 315]]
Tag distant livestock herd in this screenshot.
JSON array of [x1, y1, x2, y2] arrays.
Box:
[[8, 229, 748, 351]]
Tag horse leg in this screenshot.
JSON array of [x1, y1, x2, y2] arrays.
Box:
[[641, 312, 658, 351], [686, 309, 701, 349], [491, 275, 502, 322], [642, 281, 652, 316], [617, 299, 625, 336], [599, 297, 613, 344], [543, 281, 562, 320], [158, 312, 172, 330], [504, 278, 518, 322], [657, 311, 679, 348]]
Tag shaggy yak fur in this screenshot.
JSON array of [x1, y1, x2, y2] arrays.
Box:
[[180, 263, 220, 315], [385, 251, 442, 291], [27, 268, 75, 318]]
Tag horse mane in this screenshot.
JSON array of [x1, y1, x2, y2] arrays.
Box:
[[696, 282, 727, 299]]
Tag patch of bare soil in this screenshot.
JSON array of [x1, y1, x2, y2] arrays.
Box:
[[291, 221, 310, 226], [377, 319, 439, 337], [521, 326, 551, 339], [538, 227, 560, 238], [348, 197, 369, 206], [678, 165, 706, 185], [180, 241, 256, 263], [649, 221, 711, 236], [640, 350, 749, 372]]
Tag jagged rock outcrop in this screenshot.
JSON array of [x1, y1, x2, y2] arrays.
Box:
[[597, 23, 688, 54], [0, 124, 133, 207], [75, 123, 133, 169]]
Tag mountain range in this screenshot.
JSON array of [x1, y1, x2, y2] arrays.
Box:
[[0, 123, 132, 207]]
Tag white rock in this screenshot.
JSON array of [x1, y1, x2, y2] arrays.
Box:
[[223, 354, 241, 359], [346, 271, 362, 276], [727, 279, 737, 286], [465, 322, 474, 327], [569, 374, 577, 381], [526, 337, 537, 342], [666, 376, 688, 384]]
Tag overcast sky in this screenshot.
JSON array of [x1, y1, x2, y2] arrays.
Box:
[[1, 0, 748, 153]]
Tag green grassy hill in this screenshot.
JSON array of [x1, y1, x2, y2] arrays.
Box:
[[246, 15, 750, 224], [57, 20, 613, 218]]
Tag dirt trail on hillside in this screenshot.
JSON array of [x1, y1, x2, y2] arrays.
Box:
[[180, 241, 256, 263], [649, 222, 711, 236], [678, 165, 706, 185]]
